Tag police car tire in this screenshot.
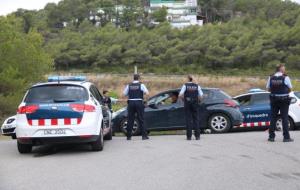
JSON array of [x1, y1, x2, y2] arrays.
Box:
[[104, 127, 113, 140], [17, 142, 32, 154], [208, 113, 231, 133], [275, 117, 295, 131], [120, 118, 141, 136], [91, 130, 104, 151]]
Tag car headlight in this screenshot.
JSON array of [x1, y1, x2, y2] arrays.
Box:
[[7, 118, 15, 124]]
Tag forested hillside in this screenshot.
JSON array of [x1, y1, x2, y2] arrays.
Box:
[[1, 0, 300, 117], [8, 0, 300, 73], [0, 16, 52, 116]]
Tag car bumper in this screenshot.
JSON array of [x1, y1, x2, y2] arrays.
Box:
[[112, 116, 124, 133], [17, 135, 99, 145], [1, 126, 16, 136], [228, 108, 243, 127], [16, 114, 102, 138]]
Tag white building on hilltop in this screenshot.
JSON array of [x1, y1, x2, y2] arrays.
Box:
[[150, 0, 203, 28]]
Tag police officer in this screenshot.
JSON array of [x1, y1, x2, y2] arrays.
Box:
[[123, 74, 149, 140], [179, 75, 203, 140], [103, 90, 112, 112], [267, 64, 294, 142]]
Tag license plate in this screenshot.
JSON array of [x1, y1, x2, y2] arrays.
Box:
[[43, 129, 66, 135]]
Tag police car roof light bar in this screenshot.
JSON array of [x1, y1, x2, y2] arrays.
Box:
[[48, 76, 86, 82]]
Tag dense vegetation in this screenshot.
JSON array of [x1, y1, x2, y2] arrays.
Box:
[[1, 0, 300, 117], [0, 16, 52, 116], [11, 0, 300, 73]]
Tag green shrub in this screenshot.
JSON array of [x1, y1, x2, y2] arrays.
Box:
[[0, 16, 52, 116]]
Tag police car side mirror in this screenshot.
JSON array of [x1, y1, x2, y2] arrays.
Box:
[[290, 97, 297, 104]]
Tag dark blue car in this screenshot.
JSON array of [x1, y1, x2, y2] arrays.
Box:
[[112, 88, 243, 135]]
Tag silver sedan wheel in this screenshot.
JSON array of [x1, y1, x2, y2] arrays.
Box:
[[210, 115, 228, 132], [122, 120, 139, 135]]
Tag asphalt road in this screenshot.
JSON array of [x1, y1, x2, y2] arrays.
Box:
[[1, 131, 300, 190]]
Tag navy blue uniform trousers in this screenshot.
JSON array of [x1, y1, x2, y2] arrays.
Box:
[[269, 96, 291, 139], [184, 101, 200, 138], [127, 100, 147, 137]]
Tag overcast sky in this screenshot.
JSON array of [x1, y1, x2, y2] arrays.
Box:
[[0, 0, 61, 15], [0, 0, 300, 16]]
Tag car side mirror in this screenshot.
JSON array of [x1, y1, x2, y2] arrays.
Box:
[[290, 97, 297, 104], [148, 103, 158, 109]]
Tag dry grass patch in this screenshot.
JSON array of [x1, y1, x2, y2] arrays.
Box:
[[87, 74, 266, 97]]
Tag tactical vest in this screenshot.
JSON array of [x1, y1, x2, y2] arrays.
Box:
[[184, 83, 199, 100], [270, 75, 289, 95], [128, 83, 144, 99]]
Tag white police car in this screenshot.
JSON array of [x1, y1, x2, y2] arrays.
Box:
[[16, 76, 112, 153], [234, 89, 300, 131], [1, 115, 17, 139]]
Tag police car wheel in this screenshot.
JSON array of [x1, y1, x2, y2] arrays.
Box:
[[275, 117, 294, 131], [120, 119, 141, 136], [91, 129, 104, 151], [208, 113, 231, 133], [17, 141, 32, 154], [104, 127, 113, 140]]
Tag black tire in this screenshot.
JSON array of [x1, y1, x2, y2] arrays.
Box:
[[208, 113, 231, 133], [91, 130, 104, 151], [12, 134, 17, 139], [120, 118, 141, 136], [17, 141, 32, 154], [104, 127, 113, 140], [276, 117, 295, 131]]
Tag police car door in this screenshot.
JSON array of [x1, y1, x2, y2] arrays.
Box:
[[248, 93, 271, 127], [235, 95, 252, 125], [90, 86, 111, 132]]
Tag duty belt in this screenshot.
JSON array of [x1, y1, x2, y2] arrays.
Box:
[[270, 94, 289, 100], [185, 97, 198, 102]]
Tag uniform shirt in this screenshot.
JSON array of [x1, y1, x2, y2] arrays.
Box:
[[123, 80, 149, 100], [179, 82, 204, 97], [266, 72, 292, 96]]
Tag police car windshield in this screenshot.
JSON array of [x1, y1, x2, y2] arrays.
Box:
[[25, 85, 88, 103]]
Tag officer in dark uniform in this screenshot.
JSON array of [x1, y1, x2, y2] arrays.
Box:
[[103, 90, 112, 112], [267, 64, 294, 142], [179, 75, 203, 140], [123, 74, 149, 140]]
